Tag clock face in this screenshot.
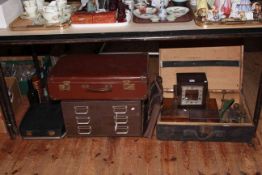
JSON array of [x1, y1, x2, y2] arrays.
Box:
[[181, 85, 203, 106]]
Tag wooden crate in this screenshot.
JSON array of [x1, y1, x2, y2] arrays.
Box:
[[156, 46, 262, 142]]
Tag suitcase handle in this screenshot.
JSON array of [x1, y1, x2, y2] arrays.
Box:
[[183, 129, 226, 140], [81, 84, 112, 92], [184, 129, 214, 140]]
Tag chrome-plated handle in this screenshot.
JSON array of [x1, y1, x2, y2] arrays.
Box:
[[77, 125, 92, 135], [74, 106, 89, 115], [114, 115, 128, 124], [112, 105, 128, 114], [115, 124, 129, 135], [76, 116, 91, 124]]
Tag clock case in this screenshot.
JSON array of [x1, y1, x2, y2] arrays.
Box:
[[176, 72, 208, 108], [156, 46, 262, 142]]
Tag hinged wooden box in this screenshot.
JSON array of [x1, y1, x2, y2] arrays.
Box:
[[156, 46, 262, 142]]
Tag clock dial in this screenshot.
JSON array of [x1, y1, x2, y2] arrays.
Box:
[[181, 86, 203, 105]]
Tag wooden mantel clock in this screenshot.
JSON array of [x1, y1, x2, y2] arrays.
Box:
[[176, 72, 208, 108]]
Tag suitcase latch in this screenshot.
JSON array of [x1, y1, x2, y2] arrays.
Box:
[[59, 81, 71, 91], [123, 80, 135, 91]]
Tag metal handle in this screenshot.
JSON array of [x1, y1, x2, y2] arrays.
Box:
[[74, 106, 89, 115], [76, 116, 91, 124], [184, 130, 214, 140], [183, 129, 226, 140], [77, 125, 92, 135], [112, 105, 128, 114], [114, 115, 128, 124], [81, 84, 112, 92], [115, 124, 129, 135]]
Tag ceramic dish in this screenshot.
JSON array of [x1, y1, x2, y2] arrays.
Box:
[[134, 2, 147, 9], [150, 15, 160, 22], [20, 12, 40, 20], [133, 7, 157, 19], [166, 6, 189, 17], [166, 14, 176, 21]]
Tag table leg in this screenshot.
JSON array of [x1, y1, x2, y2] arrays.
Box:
[[0, 64, 18, 139]]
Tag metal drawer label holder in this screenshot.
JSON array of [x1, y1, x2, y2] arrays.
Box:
[[77, 125, 92, 135], [113, 105, 129, 135], [74, 105, 92, 135]]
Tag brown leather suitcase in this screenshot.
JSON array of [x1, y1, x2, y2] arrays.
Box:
[[61, 100, 145, 137], [47, 54, 149, 100]]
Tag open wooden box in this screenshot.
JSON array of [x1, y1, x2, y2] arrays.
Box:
[[156, 46, 262, 142]]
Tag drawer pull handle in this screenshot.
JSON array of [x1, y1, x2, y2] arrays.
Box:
[[112, 105, 128, 114], [115, 124, 129, 135], [77, 125, 92, 135], [76, 116, 91, 124], [114, 115, 128, 124], [74, 106, 89, 115]]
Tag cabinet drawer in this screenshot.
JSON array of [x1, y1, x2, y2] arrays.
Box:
[[61, 100, 144, 137]]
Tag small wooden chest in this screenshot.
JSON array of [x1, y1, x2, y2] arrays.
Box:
[[156, 46, 262, 142]]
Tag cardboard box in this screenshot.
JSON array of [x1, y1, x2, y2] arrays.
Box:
[[0, 0, 23, 28], [0, 77, 22, 133]]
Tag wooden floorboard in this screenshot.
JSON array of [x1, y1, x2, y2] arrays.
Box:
[[0, 133, 262, 175]]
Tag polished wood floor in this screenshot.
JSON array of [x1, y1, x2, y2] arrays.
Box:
[[0, 119, 262, 175]]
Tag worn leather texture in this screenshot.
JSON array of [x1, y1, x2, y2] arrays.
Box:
[[47, 54, 149, 100]]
